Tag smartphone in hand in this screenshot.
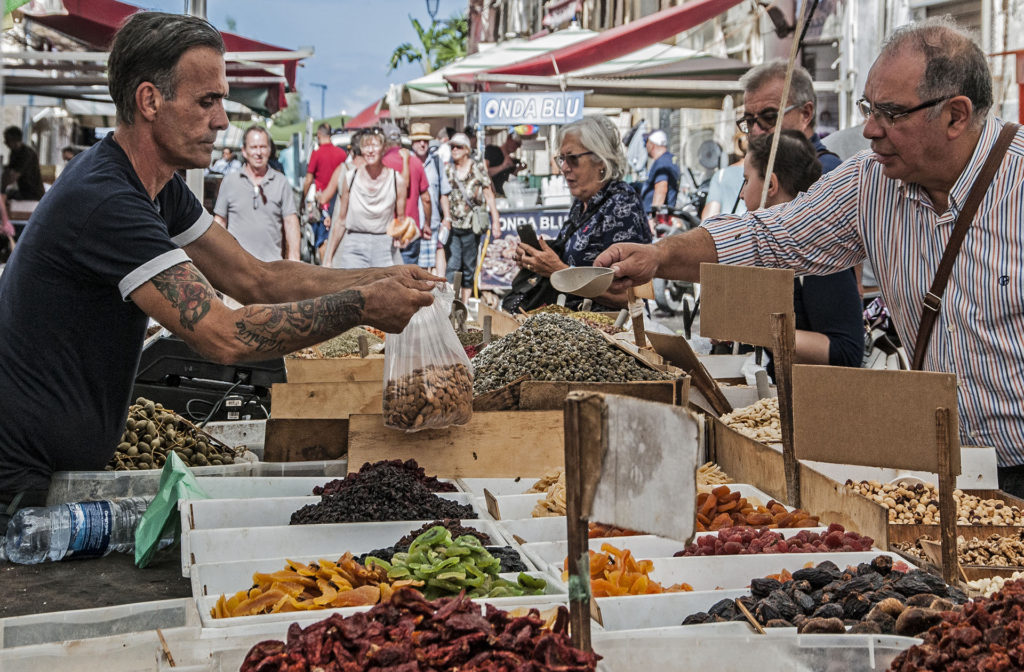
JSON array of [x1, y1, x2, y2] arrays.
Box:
[[516, 223, 542, 249]]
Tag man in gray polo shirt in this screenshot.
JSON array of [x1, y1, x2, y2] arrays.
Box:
[[214, 125, 299, 261]]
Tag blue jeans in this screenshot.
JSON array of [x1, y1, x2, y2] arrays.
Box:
[[400, 238, 422, 265], [445, 230, 480, 288]]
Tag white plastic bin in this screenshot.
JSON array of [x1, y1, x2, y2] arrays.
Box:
[[183, 518, 504, 575]]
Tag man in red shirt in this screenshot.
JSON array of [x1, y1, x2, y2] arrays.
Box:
[[381, 123, 430, 264], [301, 123, 347, 262]]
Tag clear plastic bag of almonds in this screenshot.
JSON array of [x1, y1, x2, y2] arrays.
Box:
[[382, 283, 474, 432]]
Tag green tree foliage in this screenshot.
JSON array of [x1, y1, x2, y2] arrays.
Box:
[[272, 91, 305, 126], [388, 13, 468, 75]]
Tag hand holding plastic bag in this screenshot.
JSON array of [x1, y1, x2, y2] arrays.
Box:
[[383, 283, 473, 431]]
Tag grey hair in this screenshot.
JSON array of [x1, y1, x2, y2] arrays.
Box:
[[243, 125, 271, 148], [739, 59, 816, 119], [880, 17, 992, 125], [108, 12, 225, 126], [557, 115, 627, 182]]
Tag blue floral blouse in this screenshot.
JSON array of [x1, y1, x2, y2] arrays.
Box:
[[557, 179, 652, 267]]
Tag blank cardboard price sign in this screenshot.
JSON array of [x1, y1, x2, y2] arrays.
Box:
[[792, 364, 961, 583], [699, 264, 794, 347], [563, 392, 700, 651], [791, 366, 960, 474]]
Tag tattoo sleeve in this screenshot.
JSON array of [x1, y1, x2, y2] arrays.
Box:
[[150, 264, 215, 331], [234, 289, 365, 354]]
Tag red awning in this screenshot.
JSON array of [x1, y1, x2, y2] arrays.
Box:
[[344, 99, 390, 129], [449, 0, 744, 85], [28, 0, 301, 114]]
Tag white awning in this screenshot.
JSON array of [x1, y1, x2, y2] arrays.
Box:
[[397, 26, 598, 106]]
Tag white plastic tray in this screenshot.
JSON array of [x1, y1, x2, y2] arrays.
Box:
[[190, 476, 459, 499], [524, 527, 838, 570], [45, 459, 257, 505], [0, 598, 199, 650], [191, 534, 533, 597], [196, 572, 566, 628], [596, 589, 750, 631], [458, 477, 541, 498], [178, 492, 481, 576], [522, 535, 687, 570], [182, 492, 476, 532], [593, 630, 918, 672], [550, 551, 914, 592], [183, 518, 504, 576]]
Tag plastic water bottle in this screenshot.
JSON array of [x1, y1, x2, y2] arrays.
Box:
[[4, 497, 154, 564]]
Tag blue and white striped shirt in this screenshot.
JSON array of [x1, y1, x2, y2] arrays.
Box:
[[704, 117, 1024, 466]]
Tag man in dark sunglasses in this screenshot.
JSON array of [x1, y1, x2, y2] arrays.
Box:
[[737, 60, 841, 174]]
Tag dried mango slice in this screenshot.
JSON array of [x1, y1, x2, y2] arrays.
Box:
[[329, 584, 380, 607], [232, 588, 288, 617], [313, 579, 339, 606]]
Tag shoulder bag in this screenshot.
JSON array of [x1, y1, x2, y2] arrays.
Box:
[[500, 208, 593, 314], [911, 122, 1019, 370], [452, 168, 491, 235]]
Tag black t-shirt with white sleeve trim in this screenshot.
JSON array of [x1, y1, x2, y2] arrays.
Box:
[[0, 132, 212, 493]]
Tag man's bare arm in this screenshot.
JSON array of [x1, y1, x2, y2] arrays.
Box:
[[282, 213, 300, 261], [184, 221, 435, 305], [132, 262, 432, 363]]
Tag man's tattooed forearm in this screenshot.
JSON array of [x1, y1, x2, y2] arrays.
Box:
[[233, 289, 365, 353], [150, 264, 214, 331]]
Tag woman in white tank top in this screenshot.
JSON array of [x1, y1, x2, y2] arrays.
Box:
[[323, 129, 407, 269]]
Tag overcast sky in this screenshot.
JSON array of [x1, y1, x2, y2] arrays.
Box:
[[140, 0, 467, 118]]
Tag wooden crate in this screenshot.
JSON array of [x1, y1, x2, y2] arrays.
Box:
[[518, 378, 689, 411], [270, 381, 381, 419], [284, 356, 385, 383], [347, 411, 563, 478], [263, 418, 348, 462], [708, 417, 890, 546], [886, 489, 1024, 545]]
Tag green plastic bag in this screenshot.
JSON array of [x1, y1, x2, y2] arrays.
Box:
[[135, 451, 209, 568]]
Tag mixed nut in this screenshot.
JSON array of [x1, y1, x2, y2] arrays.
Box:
[[107, 397, 239, 470], [383, 363, 474, 431], [895, 533, 1024, 567], [847, 480, 1024, 525], [719, 397, 781, 444]]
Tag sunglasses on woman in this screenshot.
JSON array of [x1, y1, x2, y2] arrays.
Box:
[[554, 151, 595, 168]]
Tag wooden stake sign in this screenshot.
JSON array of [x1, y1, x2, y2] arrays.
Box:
[[699, 264, 794, 347], [791, 365, 962, 583], [646, 331, 732, 416], [563, 392, 700, 650], [699, 264, 798, 506]]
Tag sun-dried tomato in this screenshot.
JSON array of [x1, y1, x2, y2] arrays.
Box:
[[239, 589, 598, 672]]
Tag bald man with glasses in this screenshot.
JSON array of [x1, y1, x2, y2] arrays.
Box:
[[596, 19, 1024, 497], [736, 60, 841, 175]]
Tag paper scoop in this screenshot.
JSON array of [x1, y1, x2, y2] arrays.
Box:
[[550, 267, 614, 298]]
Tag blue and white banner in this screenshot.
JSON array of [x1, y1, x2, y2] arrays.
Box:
[[478, 92, 585, 126]]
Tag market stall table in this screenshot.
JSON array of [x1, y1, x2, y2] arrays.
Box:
[[0, 550, 190, 619]]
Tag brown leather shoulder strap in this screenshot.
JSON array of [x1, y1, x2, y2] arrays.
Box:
[[911, 122, 1019, 370]]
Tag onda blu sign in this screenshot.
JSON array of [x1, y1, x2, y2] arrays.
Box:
[[478, 92, 584, 126]]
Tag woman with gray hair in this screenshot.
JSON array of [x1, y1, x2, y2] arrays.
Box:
[[503, 114, 651, 312]]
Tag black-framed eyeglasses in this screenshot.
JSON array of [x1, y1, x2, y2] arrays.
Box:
[[252, 183, 267, 209], [736, 104, 799, 134], [856, 96, 952, 127], [555, 151, 595, 169]]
